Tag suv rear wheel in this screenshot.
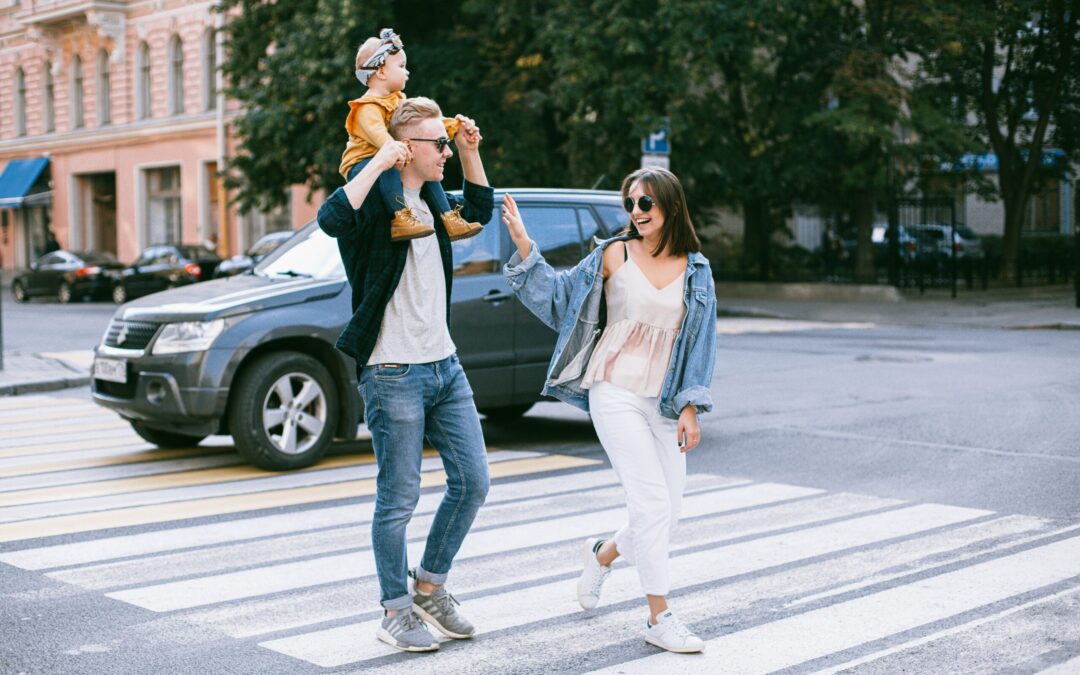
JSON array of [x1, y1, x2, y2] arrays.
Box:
[[57, 281, 73, 304], [229, 351, 339, 470], [12, 281, 28, 303], [130, 421, 207, 448]]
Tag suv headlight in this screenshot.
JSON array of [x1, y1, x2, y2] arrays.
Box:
[[151, 319, 225, 355]]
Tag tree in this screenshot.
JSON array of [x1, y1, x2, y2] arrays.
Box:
[[922, 0, 1080, 281], [544, 0, 849, 278], [217, 0, 566, 213], [809, 1, 936, 283]]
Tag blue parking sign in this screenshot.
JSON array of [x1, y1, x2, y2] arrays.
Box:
[[642, 125, 670, 155]]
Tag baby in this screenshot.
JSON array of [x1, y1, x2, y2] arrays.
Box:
[[339, 28, 483, 242]]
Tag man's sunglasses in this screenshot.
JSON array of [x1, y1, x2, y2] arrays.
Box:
[[409, 137, 453, 152], [624, 195, 655, 213]]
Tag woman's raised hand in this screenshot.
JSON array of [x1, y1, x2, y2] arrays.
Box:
[[501, 194, 531, 259]]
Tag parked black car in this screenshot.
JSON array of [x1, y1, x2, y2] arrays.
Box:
[[214, 230, 294, 278], [112, 244, 223, 304], [11, 250, 124, 303], [92, 189, 625, 470]]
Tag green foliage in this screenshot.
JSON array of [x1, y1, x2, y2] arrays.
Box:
[[217, 0, 1078, 284]]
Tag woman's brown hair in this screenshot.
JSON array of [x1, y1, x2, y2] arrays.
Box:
[[620, 167, 701, 257]]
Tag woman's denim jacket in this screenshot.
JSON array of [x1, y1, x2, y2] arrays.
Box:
[[503, 235, 717, 420]]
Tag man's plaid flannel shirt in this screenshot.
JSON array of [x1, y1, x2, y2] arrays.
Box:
[[316, 180, 494, 369]]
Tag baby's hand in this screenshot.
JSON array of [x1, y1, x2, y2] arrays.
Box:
[[374, 140, 411, 172]]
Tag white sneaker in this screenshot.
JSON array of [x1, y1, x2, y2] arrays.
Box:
[[645, 610, 705, 653], [576, 537, 611, 610]]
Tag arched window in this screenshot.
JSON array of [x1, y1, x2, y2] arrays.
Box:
[[44, 64, 55, 132], [168, 34, 184, 115], [136, 41, 151, 119], [71, 55, 84, 129], [15, 67, 27, 136], [96, 49, 111, 126], [203, 28, 217, 111]]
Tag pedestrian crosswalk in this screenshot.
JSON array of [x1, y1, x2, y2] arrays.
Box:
[[0, 394, 1077, 672]]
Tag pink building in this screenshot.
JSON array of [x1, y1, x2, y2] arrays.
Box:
[[0, 0, 318, 271]]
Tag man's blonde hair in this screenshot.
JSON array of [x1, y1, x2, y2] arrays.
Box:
[[354, 37, 381, 70], [389, 97, 443, 139]]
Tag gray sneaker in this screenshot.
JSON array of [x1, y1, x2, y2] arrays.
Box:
[[410, 569, 475, 639], [376, 610, 439, 652]]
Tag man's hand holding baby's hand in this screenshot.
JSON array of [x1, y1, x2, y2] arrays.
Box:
[[454, 115, 482, 150], [373, 140, 411, 172]]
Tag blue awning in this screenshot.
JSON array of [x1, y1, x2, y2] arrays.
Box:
[[0, 157, 50, 208], [941, 149, 1066, 173]]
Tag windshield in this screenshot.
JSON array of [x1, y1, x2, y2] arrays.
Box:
[[255, 222, 346, 279]]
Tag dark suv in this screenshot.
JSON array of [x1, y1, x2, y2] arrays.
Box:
[[91, 189, 625, 470]]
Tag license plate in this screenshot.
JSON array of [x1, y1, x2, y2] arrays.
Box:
[[93, 357, 127, 383]]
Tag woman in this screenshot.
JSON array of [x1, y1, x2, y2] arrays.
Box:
[[501, 167, 717, 653]]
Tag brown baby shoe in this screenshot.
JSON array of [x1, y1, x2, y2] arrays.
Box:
[[391, 208, 435, 241], [442, 205, 484, 241]]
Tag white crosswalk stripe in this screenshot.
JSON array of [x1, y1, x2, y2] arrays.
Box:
[[0, 404, 1077, 673]]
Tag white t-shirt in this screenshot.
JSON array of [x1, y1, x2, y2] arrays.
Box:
[[366, 187, 456, 366]]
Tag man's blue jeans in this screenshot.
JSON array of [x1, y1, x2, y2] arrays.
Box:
[[358, 353, 490, 610]]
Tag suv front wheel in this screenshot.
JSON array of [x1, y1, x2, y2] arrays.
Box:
[[229, 351, 339, 470]]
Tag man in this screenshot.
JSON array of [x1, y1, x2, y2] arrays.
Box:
[[317, 96, 492, 652]]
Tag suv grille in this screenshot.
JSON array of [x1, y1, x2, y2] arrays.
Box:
[[104, 319, 159, 350]]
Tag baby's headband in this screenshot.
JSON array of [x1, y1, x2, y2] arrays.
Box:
[[355, 28, 404, 85]]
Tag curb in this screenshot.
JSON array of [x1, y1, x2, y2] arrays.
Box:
[[0, 375, 91, 396], [717, 282, 903, 303]]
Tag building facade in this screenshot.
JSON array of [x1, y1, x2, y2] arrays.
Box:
[[0, 0, 317, 271]]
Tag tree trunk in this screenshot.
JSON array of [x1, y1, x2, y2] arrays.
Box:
[[742, 200, 770, 280], [1000, 189, 1026, 284], [852, 191, 877, 283]]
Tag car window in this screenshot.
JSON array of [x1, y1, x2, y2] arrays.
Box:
[[520, 205, 582, 268], [452, 214, 500, 276], [578, 208, 603, 252], [249, 234, 290, 258], [595, 204, 629, 235], [955, 225, 977, 239], [257, 224, 346, 279], [80, 251, 118, 263], [37, 253, 64, 266]]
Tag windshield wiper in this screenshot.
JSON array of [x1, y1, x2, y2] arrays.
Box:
[[269, 270, 312, 278]]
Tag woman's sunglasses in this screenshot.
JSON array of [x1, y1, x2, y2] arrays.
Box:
[[624, 195, 655, 213], [408, 137, 453, 152]]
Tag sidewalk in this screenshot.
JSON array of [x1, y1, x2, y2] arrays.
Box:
[[0, 351, 92, 396], [717, 282, 1080, 331], [1, 283, 1076, 397]]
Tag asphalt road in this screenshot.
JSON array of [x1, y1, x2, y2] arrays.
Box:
[[1, 320, 1078, 673], [0, 295, 115, 353]]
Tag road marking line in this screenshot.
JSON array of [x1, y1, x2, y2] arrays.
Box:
[[0, 447, 236, 479], [813, 584, 1080, 675], [0, 436, 148, 459], [784, 427, 1080, 464], [0, 454, 597, 543], [260, 503, 989, 667], [0, 407, 112, 425], [591, 534, 1080, 674], [0, 453, 382, 507], [0, 468, 634, 571], [104, 484, 843, 613], [1, 420, 130, 441], [0, 451, 539, 524], [0, 397, 86, 412]]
